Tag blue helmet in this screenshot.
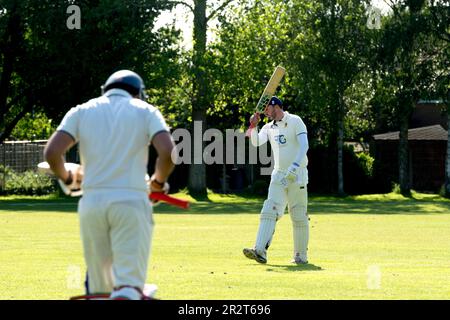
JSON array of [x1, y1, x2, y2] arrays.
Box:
[[101, 70, 148, 100], [268, 96, 283, 107]]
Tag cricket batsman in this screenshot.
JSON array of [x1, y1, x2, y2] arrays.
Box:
[[44, 70, 175, 299], [243, 96, 309, 264]]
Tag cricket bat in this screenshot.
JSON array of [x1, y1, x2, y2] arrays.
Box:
[[255, 66, 286, 112], [148, 192, 190, 209]]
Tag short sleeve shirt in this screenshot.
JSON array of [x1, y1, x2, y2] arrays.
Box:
[[57, 89, 169, 193], [259, 112, 308, 170]]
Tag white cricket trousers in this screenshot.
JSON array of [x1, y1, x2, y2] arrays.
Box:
[[268, 179, 308, 220], [78, 190, 153, 296], [255, 170, 309, 259]]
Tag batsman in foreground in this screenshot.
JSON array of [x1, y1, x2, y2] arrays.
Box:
[[244, 96, 310, 264], [44, 70, 175, 299]]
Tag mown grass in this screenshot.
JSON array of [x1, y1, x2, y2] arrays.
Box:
[[1, 192, 450, 300]]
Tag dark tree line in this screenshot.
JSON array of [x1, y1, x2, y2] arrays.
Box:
[[1, 0, 449, 196]]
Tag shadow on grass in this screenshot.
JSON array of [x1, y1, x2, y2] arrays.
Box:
[[0, 196, 79, 213], [1, 195, 450, 216], [308, 199, 450, 215], [154, 198, 450, 215], [154, 201, 262, 214], [188, 192, 212, 202], [266, 263, 323, 272]]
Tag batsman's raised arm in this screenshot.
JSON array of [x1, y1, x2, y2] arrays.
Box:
[[249, 112, 260, 128], [246, 112, 269, 146]]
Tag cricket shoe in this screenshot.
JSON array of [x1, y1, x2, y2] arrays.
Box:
[[291, 253, 308, 265], [243, 248, 267, 264]]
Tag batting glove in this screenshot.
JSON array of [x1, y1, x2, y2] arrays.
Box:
[[149, 175, 170, 194], [281, 163, 300, 187], [58, 169, 83, 197], [246, 113, 260, 138]]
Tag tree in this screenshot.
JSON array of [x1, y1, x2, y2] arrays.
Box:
[[0, 0, 26, 141], [207, 0, 378, 194], [168, 0, 234, 196], [0, 0, 180, 142], [10, 111, 55, 140], [374, 0, 446, 196], [425, 0, 450, 196], [284, 0, 373, 195]]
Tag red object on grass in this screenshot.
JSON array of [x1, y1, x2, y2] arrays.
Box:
[[148, 192, 190, 209]]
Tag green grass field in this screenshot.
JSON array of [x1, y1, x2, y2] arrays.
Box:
[[1, 192, 450, 300]]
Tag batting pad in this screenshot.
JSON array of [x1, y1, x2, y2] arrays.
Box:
[[255, 200, 279, 253], [290, 206, 309, 260], [255, 217, 276, 253]]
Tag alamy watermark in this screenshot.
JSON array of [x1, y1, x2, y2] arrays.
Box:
[[67, 264, 82, 289], [171, 121, 275, 175], [367, 265, 382, 290], [66, 5, 81, 30], [366, 5, 382, 30], [65, 3, 381, 31]]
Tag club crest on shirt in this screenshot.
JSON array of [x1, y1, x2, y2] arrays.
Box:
[[274, 134, 287, 145]]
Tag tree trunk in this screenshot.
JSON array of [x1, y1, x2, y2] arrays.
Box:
[[188, 108, 207, 196], [221, 163, 227, 193], [337, 93, 345, 196], [398, 105, 411, 197], [0, 104, 29, 142], [445, 93, 450, 197], [188, 0, 208, 197]]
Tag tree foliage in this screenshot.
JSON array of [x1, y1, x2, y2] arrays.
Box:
[[372, 0, 449, 196], [0, 0, 180, 141], [209, 0, 376, 194], [1, 0, 448, 195], [10, 111, 55, 140]]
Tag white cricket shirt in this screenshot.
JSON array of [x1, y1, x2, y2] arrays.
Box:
[[57, 89, 169, 194], [250, 111, 308, 171]]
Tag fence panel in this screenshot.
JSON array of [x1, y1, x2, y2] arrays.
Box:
[[0, 140, 48, 173]]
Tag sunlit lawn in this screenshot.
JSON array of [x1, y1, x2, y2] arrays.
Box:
[[1, 192, 450, 299]]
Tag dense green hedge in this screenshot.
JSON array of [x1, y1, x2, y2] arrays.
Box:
[[0, 166, 56, 195]]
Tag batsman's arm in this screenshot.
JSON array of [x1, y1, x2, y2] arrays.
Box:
[[292, 117, 309, 165], [293, 133, 309, 165], [246, 112, 268, 147], [44, 131, 77, 183], [151, 131, 175, 185]]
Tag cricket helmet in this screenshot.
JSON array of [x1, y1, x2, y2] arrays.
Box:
[[268, 96, 283, 107], [101, 70, 148, 100]]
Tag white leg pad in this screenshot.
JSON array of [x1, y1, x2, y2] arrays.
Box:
[[255, 199, 279, 253], [290, 204, 309, 261]]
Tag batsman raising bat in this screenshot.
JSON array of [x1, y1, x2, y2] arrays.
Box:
[[44, 70, 175, 300], [243, 95, 310, 265]]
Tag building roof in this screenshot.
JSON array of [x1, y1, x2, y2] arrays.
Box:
[[373, 125, 448, 141]]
